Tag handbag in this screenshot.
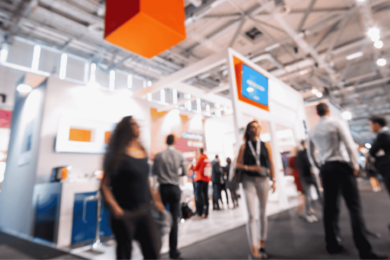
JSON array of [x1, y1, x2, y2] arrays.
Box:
[[230, 156, 243, 183], [232, 169, 243, 183]]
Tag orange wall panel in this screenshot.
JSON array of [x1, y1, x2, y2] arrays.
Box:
[[69, 129, 92, 142], [104, 131, 111, 144]]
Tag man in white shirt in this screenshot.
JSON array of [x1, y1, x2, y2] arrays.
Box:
[[152, 134, 186, 259], [307, 103, 386, 259]]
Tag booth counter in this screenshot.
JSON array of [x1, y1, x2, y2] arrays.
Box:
[[32, 180, 112, 247]]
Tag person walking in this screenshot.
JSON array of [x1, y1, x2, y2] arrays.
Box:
[[236, 120, 276, 259], [212, 155, 222, 210], [288, 150, 306, 219], [307, 103, 386, 259], [368, 116, 390, 234], [369, 116, 390, 196], [192, 148, 210, 218], [101, 116, 165, 259], [226, 157, 239, 208], [152, 134, 186, 259], [220, 161, 230, 209], [297, 140, 323, 222]]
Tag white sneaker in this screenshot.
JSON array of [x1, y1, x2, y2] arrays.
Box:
[[306, 215, 319, 223], [311, 215, 319, 222], [306, 215, 314, 223]]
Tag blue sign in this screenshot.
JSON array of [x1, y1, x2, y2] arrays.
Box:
[[241, 64, 269, 107], [183, 132, 203, 141]]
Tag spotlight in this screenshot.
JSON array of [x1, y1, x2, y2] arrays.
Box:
[[346, 52, 363, 60], [367, 28, 380, 41], [377, 58, 387, 66], [17, 84, 32, 93], [374, 41, 383, 49], [311, 89, 318, 94], [371, 34, 380, 42], [342, 111, 352, 120], [316, 92, 323, 98], [147, 81, 152, 87], [365, 143, 371, 149]]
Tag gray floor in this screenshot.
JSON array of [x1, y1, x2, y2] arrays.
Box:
[[162, 180, 390, 259], [0, 231, 84, 259]]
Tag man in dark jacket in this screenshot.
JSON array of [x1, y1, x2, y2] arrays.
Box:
[[212, 155, 222, 210], [369, 116, 390, 196]]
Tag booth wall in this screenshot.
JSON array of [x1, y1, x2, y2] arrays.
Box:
[[0, 80, 47, 235], [0, 66, 24, 110], [150, 109, 205, 156], [35, 76, 151, 183]]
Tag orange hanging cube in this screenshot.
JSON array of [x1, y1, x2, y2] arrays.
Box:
[[104, 0, 186, 59]]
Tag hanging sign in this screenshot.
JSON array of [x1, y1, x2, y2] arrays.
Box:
[[104, 0, 186, 59]]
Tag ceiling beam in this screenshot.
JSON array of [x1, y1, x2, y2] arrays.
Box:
[[324, 10, 354, 61], [134, 50, 228, 98], [296, 0, 318, 32], [273, 12, 338, 85], [229, 18, 246, 47], [183, 3, 263, 55]]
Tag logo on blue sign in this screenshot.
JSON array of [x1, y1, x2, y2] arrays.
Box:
[[241, 64, 269, 107]]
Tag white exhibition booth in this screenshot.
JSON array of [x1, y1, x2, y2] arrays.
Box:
[[148, 48, 308, 209], [0, 46, 311, 257]]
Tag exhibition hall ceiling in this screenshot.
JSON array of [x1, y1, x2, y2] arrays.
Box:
[[0, 0, 390, 141]]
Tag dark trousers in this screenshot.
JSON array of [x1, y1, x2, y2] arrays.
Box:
[[193, 180, 198, 213], [110, 208, 159, 259], [159, 184, 181, 257], [220, 182, 229, 206], [213, 182, 221, 209], [320, 161, 372, 254], [378, 167, 390, 197], [196, 181, 209, 216]]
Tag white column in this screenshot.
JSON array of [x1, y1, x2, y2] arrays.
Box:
[[269, 121, 289, 209]]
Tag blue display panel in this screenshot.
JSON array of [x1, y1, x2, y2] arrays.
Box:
[[71, 191, 112, 244], [34, 192, 60, 242], [241, 64, 269, 107]]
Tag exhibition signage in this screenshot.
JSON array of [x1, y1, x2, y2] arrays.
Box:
[[104, 0, 186, 58], [234, 56, 269, 111], [182, 132, 204, 141]]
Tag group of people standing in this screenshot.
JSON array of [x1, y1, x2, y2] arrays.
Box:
[[100, 102, 389, 259], [211, 155, 238, 210]]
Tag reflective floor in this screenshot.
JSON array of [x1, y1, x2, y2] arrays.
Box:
[[1, 179, 388, 259]]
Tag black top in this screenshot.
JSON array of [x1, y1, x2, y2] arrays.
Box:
[[297, 149, 312, 178], [212, 160, 222, 183], [242, 141, 271, 178], [369, 129, 390, 172], [224, 163, 231, 181], [110, 155, 153, 211]]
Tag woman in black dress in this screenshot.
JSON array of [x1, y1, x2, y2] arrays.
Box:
[[101, 116, 165, 259]]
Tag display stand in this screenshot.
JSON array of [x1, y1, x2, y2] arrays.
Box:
[[82, 191, 104, 254]]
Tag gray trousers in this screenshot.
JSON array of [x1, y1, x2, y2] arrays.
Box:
[[242, 175, 270, 247]]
